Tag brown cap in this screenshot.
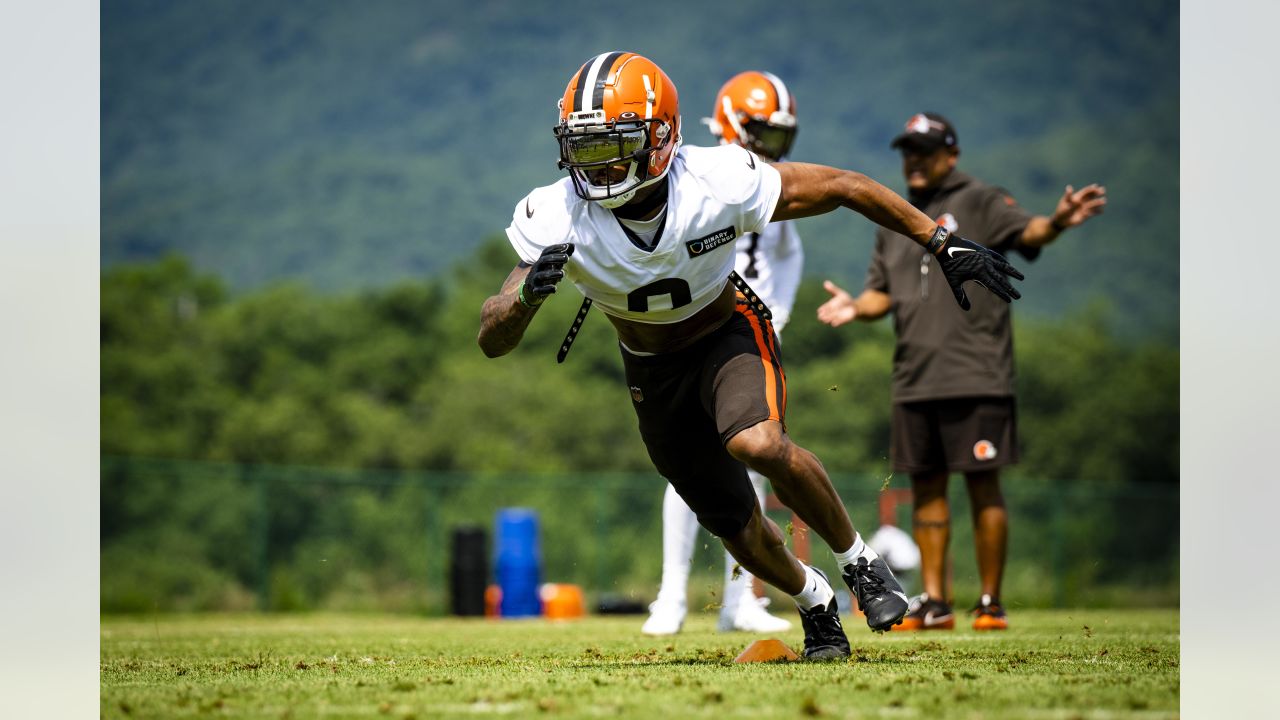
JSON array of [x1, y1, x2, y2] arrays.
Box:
[[890, 112, 957, 152]]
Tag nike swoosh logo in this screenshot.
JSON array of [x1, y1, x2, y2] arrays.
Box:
[[923, 609, 953, 625], [946, 246, 976, 258], [744, 150, 756, 169], [525, 198, 535, 219]]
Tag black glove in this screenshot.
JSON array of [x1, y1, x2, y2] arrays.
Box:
[[927, 227, 1024, 311], [519, 243, 575, 307]]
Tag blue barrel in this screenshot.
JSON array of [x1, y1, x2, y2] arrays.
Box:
[[495, 508, 542, 617]]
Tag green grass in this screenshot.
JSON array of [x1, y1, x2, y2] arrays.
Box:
[[101, 609, 1178, 719]]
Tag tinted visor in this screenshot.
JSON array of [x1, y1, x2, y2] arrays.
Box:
[[743, 119, 796, 161], [561, 126, 647, 167]]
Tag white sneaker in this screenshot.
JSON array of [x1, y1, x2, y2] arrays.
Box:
[[718, 595, 793, 633], [641, 598, 686, 636]]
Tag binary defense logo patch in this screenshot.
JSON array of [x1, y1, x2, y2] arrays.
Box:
[[685, 226, 737, 258]]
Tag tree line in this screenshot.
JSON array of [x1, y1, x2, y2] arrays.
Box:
[[103, 245, 1177, 482]]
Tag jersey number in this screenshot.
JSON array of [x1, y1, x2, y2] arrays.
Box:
[[627, 278, 692, 313]]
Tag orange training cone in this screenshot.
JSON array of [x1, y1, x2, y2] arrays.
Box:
[[733, 639, 799, 663]]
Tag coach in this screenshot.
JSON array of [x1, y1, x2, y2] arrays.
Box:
[[817, 112, 1106, 631]]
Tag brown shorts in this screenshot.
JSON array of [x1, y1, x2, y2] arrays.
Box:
[[890, 397, 1018, 474], [620, 295, 784, 537]]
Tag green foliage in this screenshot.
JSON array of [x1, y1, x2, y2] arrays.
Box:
[[102, 0, 1179, 340], [101, 256, 230, 458], [103, 253, 1177, 482], [101, 460, 259, 612], [1016, 303, 1179, 485]]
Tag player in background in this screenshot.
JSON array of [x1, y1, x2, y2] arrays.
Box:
[[642, 71, 802, 636], [478, 52, 1024, 660]]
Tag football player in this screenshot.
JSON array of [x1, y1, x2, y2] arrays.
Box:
[[478, 52, 1022, 660], [642, 71, 802, 637]]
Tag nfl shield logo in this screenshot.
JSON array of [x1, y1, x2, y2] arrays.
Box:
[[630, 386, 644, 403]]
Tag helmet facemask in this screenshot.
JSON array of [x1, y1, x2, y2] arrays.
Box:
[[740, 116, 797, 161], [555, 109, 676, 208], [720, 94, 796, 162]]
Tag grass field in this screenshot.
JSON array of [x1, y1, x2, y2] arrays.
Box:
[[101, 609, 1178, 719]]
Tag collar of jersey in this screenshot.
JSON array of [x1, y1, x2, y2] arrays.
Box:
[[611, 204, 670, 253]]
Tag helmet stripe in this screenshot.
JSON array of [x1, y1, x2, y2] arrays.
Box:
[[574, 52, 612, 113], [588, 51, 626, 112], [571, 60, 593, 113], [761, 71, 790, 114]]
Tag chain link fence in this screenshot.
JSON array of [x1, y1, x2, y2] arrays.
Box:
[[101, 457, 1177, 614]]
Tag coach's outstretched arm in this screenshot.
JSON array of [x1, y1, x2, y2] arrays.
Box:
[[478, 244, 574, 357], [771, 163, 1024, 310]]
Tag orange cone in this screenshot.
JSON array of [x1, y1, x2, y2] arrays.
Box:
[[540, 583, 585, 620], [733, 639, 799, 663]]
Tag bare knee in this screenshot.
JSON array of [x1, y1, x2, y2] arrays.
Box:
[[912, 471, 949, 507], [725, 421, 790, 474], [965, 471, 1004, 509]]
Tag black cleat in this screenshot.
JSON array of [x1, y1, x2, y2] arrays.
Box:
[[797, 568, 851, 661], [841, 556, 910, 632]]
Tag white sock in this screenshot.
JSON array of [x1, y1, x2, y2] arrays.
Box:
[[833, 532, 878, 571], [656, 483, 698, 604], [791, 565, 834, 610]]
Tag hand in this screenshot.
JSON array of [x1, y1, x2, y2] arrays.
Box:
[[817, 280, 859, 327], [1050, 183, 1107, 230], [932, 232, 1024, 311], [521, 243, 575, 305]]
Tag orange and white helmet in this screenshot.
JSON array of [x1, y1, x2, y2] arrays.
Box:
[[704, 71, 797, 161], [554, 51, 681, 208]]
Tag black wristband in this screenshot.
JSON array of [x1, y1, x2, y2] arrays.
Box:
[[1050, 216, 1068, 232], [925, 225, 950, 256]]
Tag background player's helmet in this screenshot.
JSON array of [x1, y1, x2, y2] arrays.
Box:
[[554, 52, 681, 209], [704, 71, 797, 161]]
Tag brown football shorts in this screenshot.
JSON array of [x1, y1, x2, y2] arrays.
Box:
[[620, 296, 784, 537]]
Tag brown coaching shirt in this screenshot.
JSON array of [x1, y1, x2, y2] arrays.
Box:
[[866, 170, 1038, 404]]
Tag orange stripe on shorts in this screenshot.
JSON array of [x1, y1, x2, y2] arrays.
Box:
[[736, 302, 784, 422]]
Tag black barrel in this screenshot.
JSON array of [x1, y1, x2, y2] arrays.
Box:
[[449, 526, 488, 616]]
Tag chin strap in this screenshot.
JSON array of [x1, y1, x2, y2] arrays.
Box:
[[596, 190, 636, 209], [557, 297, 593, 363]]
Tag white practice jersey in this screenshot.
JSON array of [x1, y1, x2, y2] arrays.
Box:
[[506, 144, 782, 324], [733, 219, 803, 332]]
